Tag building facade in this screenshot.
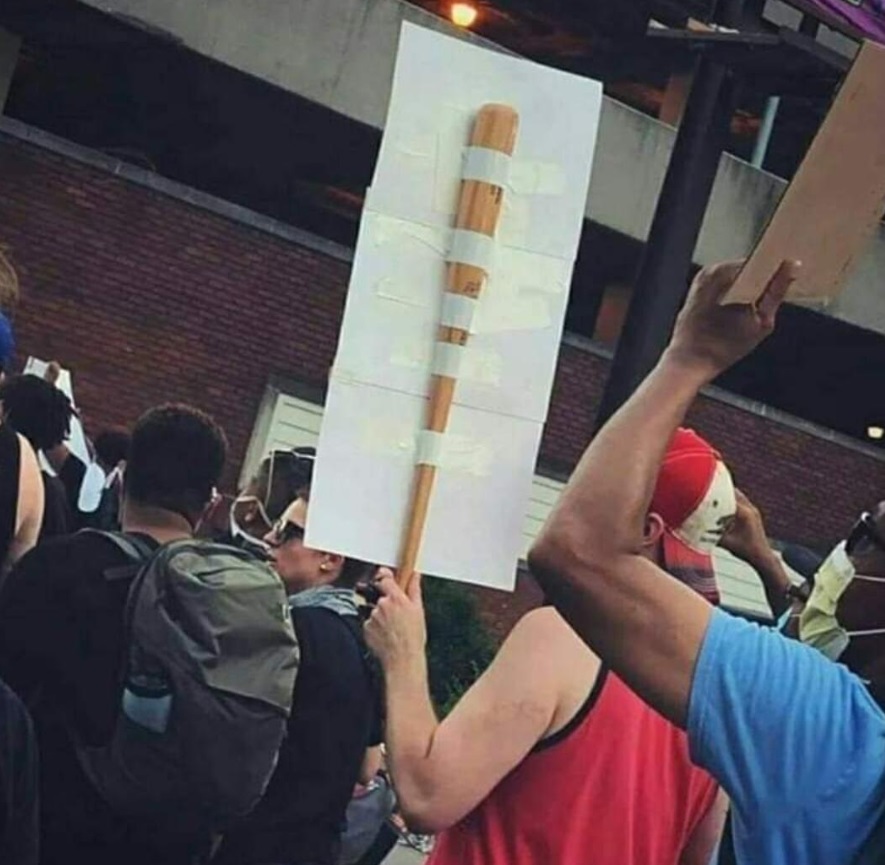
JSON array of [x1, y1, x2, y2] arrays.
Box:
[[2, 120, 882, 633]]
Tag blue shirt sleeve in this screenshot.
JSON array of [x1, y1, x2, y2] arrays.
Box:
[[688, 608, 885, 825]]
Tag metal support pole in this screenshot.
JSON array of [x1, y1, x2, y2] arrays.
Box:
[[594, 54, 740, 429], [751, 95, 781, 168], [0, 27, 21, 113]]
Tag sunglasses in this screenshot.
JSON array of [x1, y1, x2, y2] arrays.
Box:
[[267, 518, 306, 548], [846, 512, 885, 558]]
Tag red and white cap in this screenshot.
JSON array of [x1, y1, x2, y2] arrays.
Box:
[[649, 428, 736, 605]]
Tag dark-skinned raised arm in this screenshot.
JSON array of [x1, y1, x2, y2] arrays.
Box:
[[528, 260, 799, 728]]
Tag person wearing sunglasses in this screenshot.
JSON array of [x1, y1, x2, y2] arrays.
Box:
[[215, 484, 382, 865]]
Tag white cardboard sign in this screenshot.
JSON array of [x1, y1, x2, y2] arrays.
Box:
[[306, 22, 602, 589]]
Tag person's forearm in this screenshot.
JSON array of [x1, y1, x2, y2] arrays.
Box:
[[383, 656, 443, 826], [746, 549, 793, 617], [537, 349, 713, 565]]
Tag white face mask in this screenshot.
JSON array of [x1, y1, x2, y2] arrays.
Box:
[[798, 541, 885, 661], [673, 461, 737, 553]]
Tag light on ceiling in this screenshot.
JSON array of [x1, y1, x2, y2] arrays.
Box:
[[451, 2, 479, 28], [868, 426, 884, 440]]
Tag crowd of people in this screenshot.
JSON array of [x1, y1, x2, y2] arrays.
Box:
[[0, 258, 882, 865]]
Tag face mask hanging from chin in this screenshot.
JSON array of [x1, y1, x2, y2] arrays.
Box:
[[799, 541, 885, 661]]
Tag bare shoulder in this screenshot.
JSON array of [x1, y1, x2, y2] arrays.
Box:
[[502, 607, 601, 671], [15, 434, 43, 529], [3, 433, 44, 570], [16, 433, 41, 485], [499, 607, 603, 738]]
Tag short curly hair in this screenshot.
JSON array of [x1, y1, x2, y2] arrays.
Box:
[[125, 403, 227, 522], [0, 374, 73, 451]]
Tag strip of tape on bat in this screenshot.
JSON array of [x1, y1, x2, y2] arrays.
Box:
[[439, 292, 480, 333], [721, 41, 885, 306]]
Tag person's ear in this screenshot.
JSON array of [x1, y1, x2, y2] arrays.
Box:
[[195, 492, 227, 538], [643, 513, 666, 550], [320, 552, 344, 575]]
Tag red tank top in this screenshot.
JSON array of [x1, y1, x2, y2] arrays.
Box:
[[429, 669, 717, 865]]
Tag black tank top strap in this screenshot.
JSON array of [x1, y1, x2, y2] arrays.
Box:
[[0, 423, 21, 565], [532, 667, 609, 753]]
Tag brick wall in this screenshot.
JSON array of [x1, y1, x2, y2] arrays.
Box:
[[0, 136, 349, 491], [543, 341, 885, 549], [3, 132, 884, 637]]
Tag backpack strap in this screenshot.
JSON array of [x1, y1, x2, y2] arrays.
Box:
[[104, 537, 173, 703], [77, 530, 162, 687], [77, 529, 157, 581]]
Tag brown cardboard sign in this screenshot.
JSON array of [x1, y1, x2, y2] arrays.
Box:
[[722, 40, 885, 306]]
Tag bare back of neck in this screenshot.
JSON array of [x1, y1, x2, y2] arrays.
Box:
[[121, 500, 193, 544]]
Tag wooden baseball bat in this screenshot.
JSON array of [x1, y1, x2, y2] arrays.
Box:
[[397, 103, 519, 588]]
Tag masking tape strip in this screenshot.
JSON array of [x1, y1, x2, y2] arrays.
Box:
[[508, 162, 567, 196], [422, 105, 568, 220], [416, 430, 446, 467], [462, 146, 564, 196], [431, 341, 466, 380], [388, 340, 502, 386], [447, 229, 496, 272], [359, 420, 493, 477], [365, 212, 571, 336], [440, 293, 479, 333], [462, 146, 511, 188], [415, 430, 492, 476], [365, 212, 572, 335]]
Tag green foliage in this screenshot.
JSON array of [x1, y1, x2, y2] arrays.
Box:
[[423, 576, 495, 716]]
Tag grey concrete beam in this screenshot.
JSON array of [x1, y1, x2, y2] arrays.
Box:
[[78, 0, 883, 333], [82, 0, 486, 129]]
